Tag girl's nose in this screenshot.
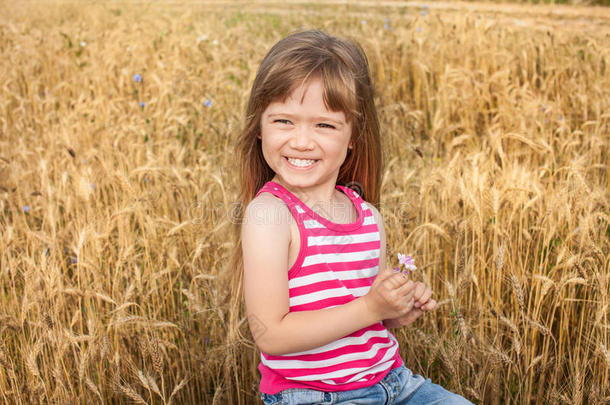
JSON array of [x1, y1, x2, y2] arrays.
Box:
[[289, 126, 315, 150]]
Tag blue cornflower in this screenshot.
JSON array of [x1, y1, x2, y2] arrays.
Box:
[[384, 18, 391, 30], [558, 115, 564, 121], [417, 27, 422, 33], [72, 257, 78, 264], [204, 99, 212, 108], [90, 183, 96, 190], [139, 101, 146, 108], [23, 205, 29, 212], [421, 10, 427, 16], [204, 336, 210, 344], [541, 105, 547, 113], [133, 73, 142, 83], [361, 20, 367, 25]]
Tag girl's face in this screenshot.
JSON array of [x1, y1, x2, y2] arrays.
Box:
[[259, 77, 352, 199]]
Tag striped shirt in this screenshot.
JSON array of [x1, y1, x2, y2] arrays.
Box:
[[255, 181, 403, 394]]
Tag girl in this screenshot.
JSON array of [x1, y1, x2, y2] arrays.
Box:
[[236, 30, 471, 404]]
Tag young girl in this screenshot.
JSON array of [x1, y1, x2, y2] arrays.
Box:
[[237, 30, 472, 404]]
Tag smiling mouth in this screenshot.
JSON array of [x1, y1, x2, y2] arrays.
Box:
[[284, 156, 319, 168]]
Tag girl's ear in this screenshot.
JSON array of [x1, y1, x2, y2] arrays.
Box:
[[348, 141, 353, 149]]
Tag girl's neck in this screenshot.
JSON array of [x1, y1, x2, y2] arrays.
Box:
[[271, 177, 342, 211]]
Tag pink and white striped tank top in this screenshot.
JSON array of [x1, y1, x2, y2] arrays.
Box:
[[255, 181, 403, 394]]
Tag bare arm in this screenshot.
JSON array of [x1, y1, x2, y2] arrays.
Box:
[[242, 195, 414, 356]]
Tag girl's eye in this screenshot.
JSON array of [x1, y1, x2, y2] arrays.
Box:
[[317, 123, 336, 129], [274, 119, 291, 125]]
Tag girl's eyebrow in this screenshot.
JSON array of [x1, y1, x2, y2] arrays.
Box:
[[312, 116, 345, 126], [267, 113, 345, 126], [266, 113, 295, 122], [267, 113, 292, 118]]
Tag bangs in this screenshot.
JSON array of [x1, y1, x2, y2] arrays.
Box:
[[319, 61, 359, 123], [257, 54, 360, 124]]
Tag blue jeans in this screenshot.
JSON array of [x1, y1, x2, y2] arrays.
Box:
[[260, 365, 472, 404]]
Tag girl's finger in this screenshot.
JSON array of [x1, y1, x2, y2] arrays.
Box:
[[380, 266, 401, 279], [414, 288, 433, 308], [407, 307, 424, 322], [397, 279, 415, 296], [421, 299, 437, 311], [403, 297, 415, 313], [398, 308, 423, 326], [412, 282, 427, 302]]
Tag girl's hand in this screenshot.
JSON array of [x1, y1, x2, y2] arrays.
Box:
[[363, 266, 417, 321], [382, 282, 438, 329], [383, 299, 438, 328], [385, 308, 424, 328]]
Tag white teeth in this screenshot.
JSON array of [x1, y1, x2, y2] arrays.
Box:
[[287, 157, 317, 167]]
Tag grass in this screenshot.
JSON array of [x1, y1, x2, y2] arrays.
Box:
[[0, 0, 608, 403]]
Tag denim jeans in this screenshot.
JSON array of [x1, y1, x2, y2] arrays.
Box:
[[260, 365, 472, 405]]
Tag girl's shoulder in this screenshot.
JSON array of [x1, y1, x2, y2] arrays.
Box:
[[248, 190, 291, 211], [241, 192, 296, 262], [243, 191, 294, 231]]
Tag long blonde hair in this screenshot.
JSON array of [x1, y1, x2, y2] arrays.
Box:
[[227, 30, 382, 343]]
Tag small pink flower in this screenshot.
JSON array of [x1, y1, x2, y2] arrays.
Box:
[[397, 252, 417, 273], [397, 253, 407, 265]]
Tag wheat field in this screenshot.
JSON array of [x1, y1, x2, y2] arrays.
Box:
[[0, 0, 608, 404]]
